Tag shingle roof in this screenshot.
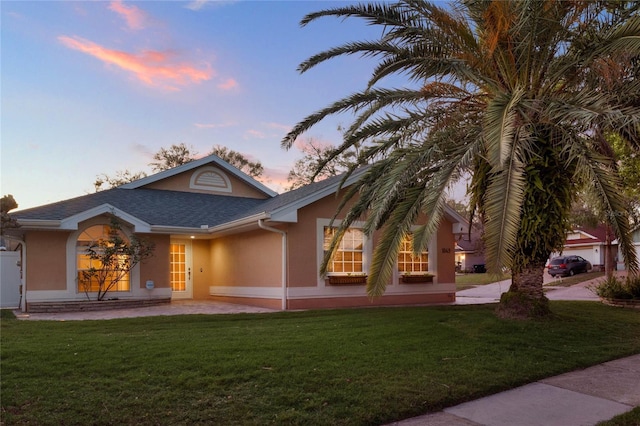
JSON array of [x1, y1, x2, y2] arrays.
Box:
[[14, 173, 353, 229], [15, 188, 267, 228]]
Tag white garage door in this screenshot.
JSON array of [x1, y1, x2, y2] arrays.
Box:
[[562, 248, 596, 264]]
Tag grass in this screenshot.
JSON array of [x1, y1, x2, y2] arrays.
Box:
[[545, 271, 605, 288], [597, 407, 640, 426], [455, 272, 509, 289], [455, 270, 604, 291], [2, 302, 640, 425]]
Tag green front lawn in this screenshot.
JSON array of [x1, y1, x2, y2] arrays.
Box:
[[545, 271, 606, 287], [597, 407, 640, 426], [455, 271, 510, 289], [2, 303, 639, 425]]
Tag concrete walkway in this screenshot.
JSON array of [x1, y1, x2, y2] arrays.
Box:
[[387, 354, 640, 426], [15, 300, 276, 321]]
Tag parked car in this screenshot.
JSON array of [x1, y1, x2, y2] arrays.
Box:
[[547, 255, 592, 277]]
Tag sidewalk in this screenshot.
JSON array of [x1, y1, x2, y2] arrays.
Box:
[[387, 354, 640, 426]]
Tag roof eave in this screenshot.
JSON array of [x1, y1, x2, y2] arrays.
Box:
[[16, 219, 62, 229]]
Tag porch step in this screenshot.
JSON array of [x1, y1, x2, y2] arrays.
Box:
[[27, 298, 171, 313]]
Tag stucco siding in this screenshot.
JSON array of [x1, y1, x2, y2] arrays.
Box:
[[209, 230, 282, 287], [26, 231, 69, 291], [139, 234, 170, 290], [436, 221, 456, 283], [287, 190, 358, 288]]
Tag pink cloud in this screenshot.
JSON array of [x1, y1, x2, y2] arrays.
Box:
[[244, 129, 266, 139], [217, 78, 238, 90], [194, 122, 237, 129], [58, 35, 213, 90], [259, 167, 291, 194], [109, 0, 147, 31], [265, 122, 291, 132]]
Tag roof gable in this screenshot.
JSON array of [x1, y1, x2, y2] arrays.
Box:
[[120, 154, 277, 198]]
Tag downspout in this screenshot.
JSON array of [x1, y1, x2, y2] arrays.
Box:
[[20, 239, 27, 312], [7, 236, 27, 312], [258, 219, 287, 310]]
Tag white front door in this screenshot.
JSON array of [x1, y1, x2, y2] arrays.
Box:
[[170, 240, 193, 299]]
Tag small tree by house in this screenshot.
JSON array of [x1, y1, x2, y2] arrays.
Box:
[[79, 216, 155, 301], [1, 195, 20, 249], [1, 194, 20, 231], [94, 170, 148, 192]]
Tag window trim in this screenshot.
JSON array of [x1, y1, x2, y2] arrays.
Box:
[[316, 219, 371, 284], [66, 218, 139, 298], [76, 224, 131, 293], [397, 232, 430, 275]]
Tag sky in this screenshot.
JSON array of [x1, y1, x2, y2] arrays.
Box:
[[2, 0, 462, 211]]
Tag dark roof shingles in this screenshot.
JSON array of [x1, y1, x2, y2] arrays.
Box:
[[15, 189, 266, 228]]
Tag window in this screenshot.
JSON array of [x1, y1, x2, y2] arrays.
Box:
[[189, 166, 232, 192], [323, 226, 364, 274], [170, 243, 186, 291], [76, 225, 130, 292], [397, 233, 429, 274]]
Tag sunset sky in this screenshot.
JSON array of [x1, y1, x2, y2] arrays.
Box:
[[2, 0, 392, 210]]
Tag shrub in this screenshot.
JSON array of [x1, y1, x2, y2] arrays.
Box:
[[592, 275, 640, 300]]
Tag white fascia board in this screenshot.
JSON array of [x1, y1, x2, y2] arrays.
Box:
[[568, 229, 599, 240], [206, 212, 269, 234], [150, 213, 270, 236], [269, 209, 298, 223], [17, 219, 62, 229], [149, 225, 209, 235], [565, 242, 606, 248], [120, 154, 277, 197], [59, 204, 152, 232], [212, 161, 278, 197], [442, 205, 469, 235]]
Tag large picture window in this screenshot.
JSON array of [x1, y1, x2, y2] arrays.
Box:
[[397, 233, 429, 274], [76, 225, 130, 292], [323, 226, 364, 274]]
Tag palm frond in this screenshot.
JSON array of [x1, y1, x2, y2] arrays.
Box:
[[483, 88, 524, 167], [482, 147, 526, 273]]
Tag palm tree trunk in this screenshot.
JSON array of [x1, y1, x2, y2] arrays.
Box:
[[497, 262, 551, 319]]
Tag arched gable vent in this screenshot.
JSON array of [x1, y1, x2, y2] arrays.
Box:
[[189, 167, 232, 193]]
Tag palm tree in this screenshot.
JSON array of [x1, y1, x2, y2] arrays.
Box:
[[282, 0, 640, 318]]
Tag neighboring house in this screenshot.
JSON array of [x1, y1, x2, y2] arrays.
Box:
[[551, 226, 615, 270], [454, 230, 485, 273], [10, 155, 468, 312]]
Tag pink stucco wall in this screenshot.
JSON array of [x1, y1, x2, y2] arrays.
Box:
[[139, 234, 170, 289], [26, 231, 69, 291], [208, 230, 282, 287]]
